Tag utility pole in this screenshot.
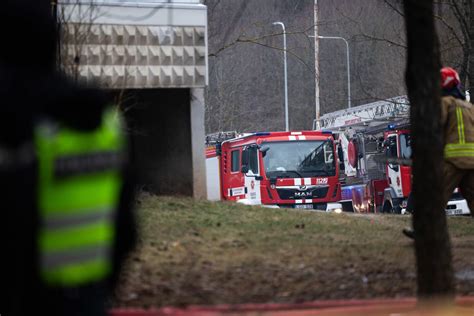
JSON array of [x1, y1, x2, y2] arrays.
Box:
[[314, 0, 321, 129], [273, 22, 289, 131]]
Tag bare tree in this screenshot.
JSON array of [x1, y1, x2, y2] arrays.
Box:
[[204, 0, 317, 133], [204, 0, 472, 134], [404, 0, 454, 300], [58, 1, 139, 116], [58, 1, 100, 82], [379, 1, 474, 94]]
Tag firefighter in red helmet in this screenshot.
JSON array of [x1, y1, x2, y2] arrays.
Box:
[[439, 67, 474, 215], [441, 67, 463, 98], [404, 67, 474, 239]]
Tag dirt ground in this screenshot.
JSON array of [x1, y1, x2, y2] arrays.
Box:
[[113, 195, 474, 309]]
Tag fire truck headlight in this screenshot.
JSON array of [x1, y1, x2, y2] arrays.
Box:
[[327, 203, 343, 214]]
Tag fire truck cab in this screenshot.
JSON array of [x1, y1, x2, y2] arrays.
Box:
[[381, 128, 412, 213], [206, 131, 343, 212], [381, 126, 469, 215]]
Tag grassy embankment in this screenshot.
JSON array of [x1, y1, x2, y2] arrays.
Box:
[[115, 194, 474, 308]]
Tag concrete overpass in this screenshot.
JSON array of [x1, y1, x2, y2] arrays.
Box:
[[58, 0, 208, 198]]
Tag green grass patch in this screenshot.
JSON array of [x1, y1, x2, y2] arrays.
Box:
[[115, 194, 474, 308]]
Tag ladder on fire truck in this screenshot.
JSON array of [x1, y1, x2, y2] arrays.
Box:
[[315, 96, 411, 212], [206, 131, 239, 146], [317, 96, 411, 189], [316, 95, 410, 131], [206, 131, 258, 147]]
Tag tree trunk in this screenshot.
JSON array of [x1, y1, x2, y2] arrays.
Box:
[[468, 0, 474, 94], [403, 0, 455, 300]]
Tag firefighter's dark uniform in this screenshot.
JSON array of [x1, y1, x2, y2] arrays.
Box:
[[441, 95, 474, 216]]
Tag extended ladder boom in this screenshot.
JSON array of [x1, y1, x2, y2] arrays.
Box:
[[319, 96, 409, 130]]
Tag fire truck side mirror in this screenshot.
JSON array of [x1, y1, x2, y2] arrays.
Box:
[[337, 145, 344, 161], [383, 138, 397, 158], [260, 146, 270, 157], [387, 163, 400, 173], [241, 165, 249, 174], [337, 145, 345, 171], [242, 147, 250, 166]]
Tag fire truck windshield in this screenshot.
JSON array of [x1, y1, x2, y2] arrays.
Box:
[[262, 140, 336, 178]]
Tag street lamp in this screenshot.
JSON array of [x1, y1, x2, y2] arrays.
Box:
[[273, 21, 289, 131], [315, 35, 352, 109], [313, 0, 320, 129]]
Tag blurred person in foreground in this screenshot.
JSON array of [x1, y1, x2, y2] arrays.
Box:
[[403, 67, 474, 239], [0, 2, 136, 315]]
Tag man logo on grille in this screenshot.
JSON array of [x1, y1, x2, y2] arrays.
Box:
[[295, 191, 312, 198]]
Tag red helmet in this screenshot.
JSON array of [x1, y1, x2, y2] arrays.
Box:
[[441, 67, 460, 89]]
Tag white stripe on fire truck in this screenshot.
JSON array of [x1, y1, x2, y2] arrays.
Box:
[[289, 136, 297, 141], [295, 200, 303, 204], [294, 178, 302, 186], [304, 199, 313, 204], [291, 132, 302, 135], [298, 135, 306, 140], [304, 178, 311, 185]]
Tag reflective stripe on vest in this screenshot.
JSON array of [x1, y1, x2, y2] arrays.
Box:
[[444, 106, 474, 158], [456, 107, 466, 144], [36, 108, 124, 287]]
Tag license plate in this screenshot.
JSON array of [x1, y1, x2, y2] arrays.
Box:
[[295, 204, 313, 209], [446, 209, 463, 215]]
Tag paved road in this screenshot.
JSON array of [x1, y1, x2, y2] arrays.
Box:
[[110, 297, 474, 316]]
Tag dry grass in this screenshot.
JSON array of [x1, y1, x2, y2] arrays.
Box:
[[114, 194, 474, 308]]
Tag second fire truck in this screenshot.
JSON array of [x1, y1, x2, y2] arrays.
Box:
[[319, 96, 470, 215]]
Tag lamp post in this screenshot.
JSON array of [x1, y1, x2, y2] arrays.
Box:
[[273, 21, 289, 131], [313, 0, 320, 129], [317, 35, 351, 109]]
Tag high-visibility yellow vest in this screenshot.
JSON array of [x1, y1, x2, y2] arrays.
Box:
[[35, 108, 125, 287], [445, 106, 474, 159]]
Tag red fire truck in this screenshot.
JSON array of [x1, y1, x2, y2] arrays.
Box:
[[206, 131, 343, 212], [319, 96, 470, 215]]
